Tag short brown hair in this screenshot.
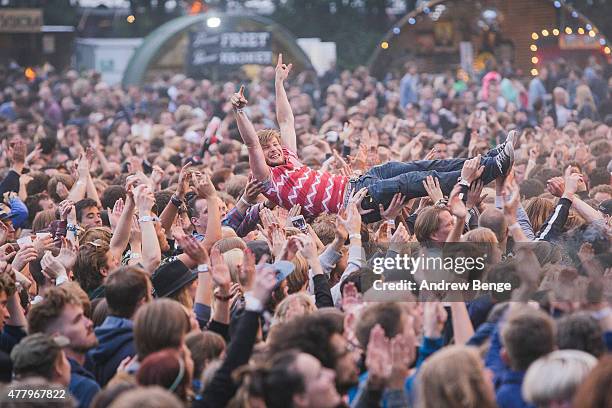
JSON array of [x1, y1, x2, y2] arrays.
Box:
[[312, 214, 337, 246], [73, 240, 111, 294], [31, 209, 58, 233], [133, 299, 190, 360], [257, 129, 281, 146], [185, 331, 226, 379], [105, 266, 151, 319], [355, 302, 405, 349], [414, 206, 448, 243], [501, 307, 555, 371], [28, 286, 81, 334]]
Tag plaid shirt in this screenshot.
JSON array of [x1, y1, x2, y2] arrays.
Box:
[[222, 203, 262, 237]]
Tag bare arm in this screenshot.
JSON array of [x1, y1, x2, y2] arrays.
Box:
[[193, 173, 223, 253], [232, 86, 270, 182], [450, 302, 474, 345], [109, 197, 135, 260], [159, 163, 190, 232], [134, 185, 161, 274], [275, 54, 297, 151], [571, 195, 603, 223]]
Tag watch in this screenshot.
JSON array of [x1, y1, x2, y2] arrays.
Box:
[[139, 215, 160, 223], [197, 263, 209, 273], [170, 195, 183, 208]]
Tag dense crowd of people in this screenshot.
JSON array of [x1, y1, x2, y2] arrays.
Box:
[[0, 51, 610, 408]]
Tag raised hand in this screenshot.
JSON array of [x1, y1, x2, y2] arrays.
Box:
[[56, 237, 78, 271], [348, 187, 374, 216], [422, 175, 444, 203], [175, 163, 192, 199], [12, 245, 38, 271], [275, 53, 293, 82], [108, 198, 124, 231], [193, 173, 217, 200], [466, 180, 486, 210], [176, 234, 209, 266], [210, 247, 231, 293], [230, 85, 248, 110], [448, 184, 467, 219], [40, 250, 67, 282], [423, 301, 448, 338], [242, 175, 265, 205], [338, 202, 362, 236], [461, 154, 485, 185], [379, 193, 406, 221], [365, 324, 392, 389], [250, 263, 277, 304], [56, 182, 70, 201], [133, 184, 155, 215], [546, 176, 564, 197], [239, 248, 256, 290]]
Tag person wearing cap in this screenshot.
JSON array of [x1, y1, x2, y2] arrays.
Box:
[[10, 333, 71, 387], [0, 193, 28, 231], [598, 199, 612, 226]]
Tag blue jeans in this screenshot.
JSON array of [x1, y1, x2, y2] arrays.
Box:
[[354, 156, 502, 223]]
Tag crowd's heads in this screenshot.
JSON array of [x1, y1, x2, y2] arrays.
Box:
[[417, 345, 496, 408], [500, 306, 555, 371], [10, 333, 71, 386], [133, 299, 190, 360], [28, 286, 98, 354], [104, 266, 151, 319], [242, 350, 342, 408], [523, 350, 597, 408]]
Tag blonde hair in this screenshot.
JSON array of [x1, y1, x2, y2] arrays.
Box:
[[223, 248, 244, 284], [523, 350, 597, 407], [526, 197, 555, 234], [31, 209, 58, 232], [257, 129, 281, 147], [575, 84, 596, 112], [211, 237, 246, 254], [272, 292, 316, 325], [462, 227, 498, 244], [287, 254, 309, 294], [80, 226, 112, 245], [418, 345, 496, 408]]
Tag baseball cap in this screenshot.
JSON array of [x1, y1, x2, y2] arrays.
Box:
[[10, 334, 70, 376], [598, 199, 612, 216]]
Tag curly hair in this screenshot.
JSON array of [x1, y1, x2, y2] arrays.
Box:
[[27, 286, 81, 334]]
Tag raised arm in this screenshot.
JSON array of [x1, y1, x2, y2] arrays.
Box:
[[231, 86, 270, 182], [275, 54, 297, 151]]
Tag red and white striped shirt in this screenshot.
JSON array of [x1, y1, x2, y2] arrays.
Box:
[[263, 148, 349, 217]]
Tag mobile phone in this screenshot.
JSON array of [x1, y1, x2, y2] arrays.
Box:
[[290, 215, 308, 233], [17, 236, 33, 248]]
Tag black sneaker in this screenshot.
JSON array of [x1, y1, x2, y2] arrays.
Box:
[[485, 130, 519, 157], [494, 130, 516, 176]]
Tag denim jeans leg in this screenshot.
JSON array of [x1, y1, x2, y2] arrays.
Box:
[[367, 158, 468, 179]]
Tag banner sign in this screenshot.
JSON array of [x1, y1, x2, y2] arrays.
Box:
[[0, 8, 42, 33], [187, 30, 272, 75]]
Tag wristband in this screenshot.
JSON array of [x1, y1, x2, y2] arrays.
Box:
[[235, 108, 245, 114], [244, 292, 264, 312], [56, 274, 69, 286], [214, 292, 232, 301], [197, 263, 209, 273], [240, 196, 254, 207], [170, 195, 183, 208], [129, 252, 141, 260], [349, 233, 361, 240], [139, 215, 160, 223]]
